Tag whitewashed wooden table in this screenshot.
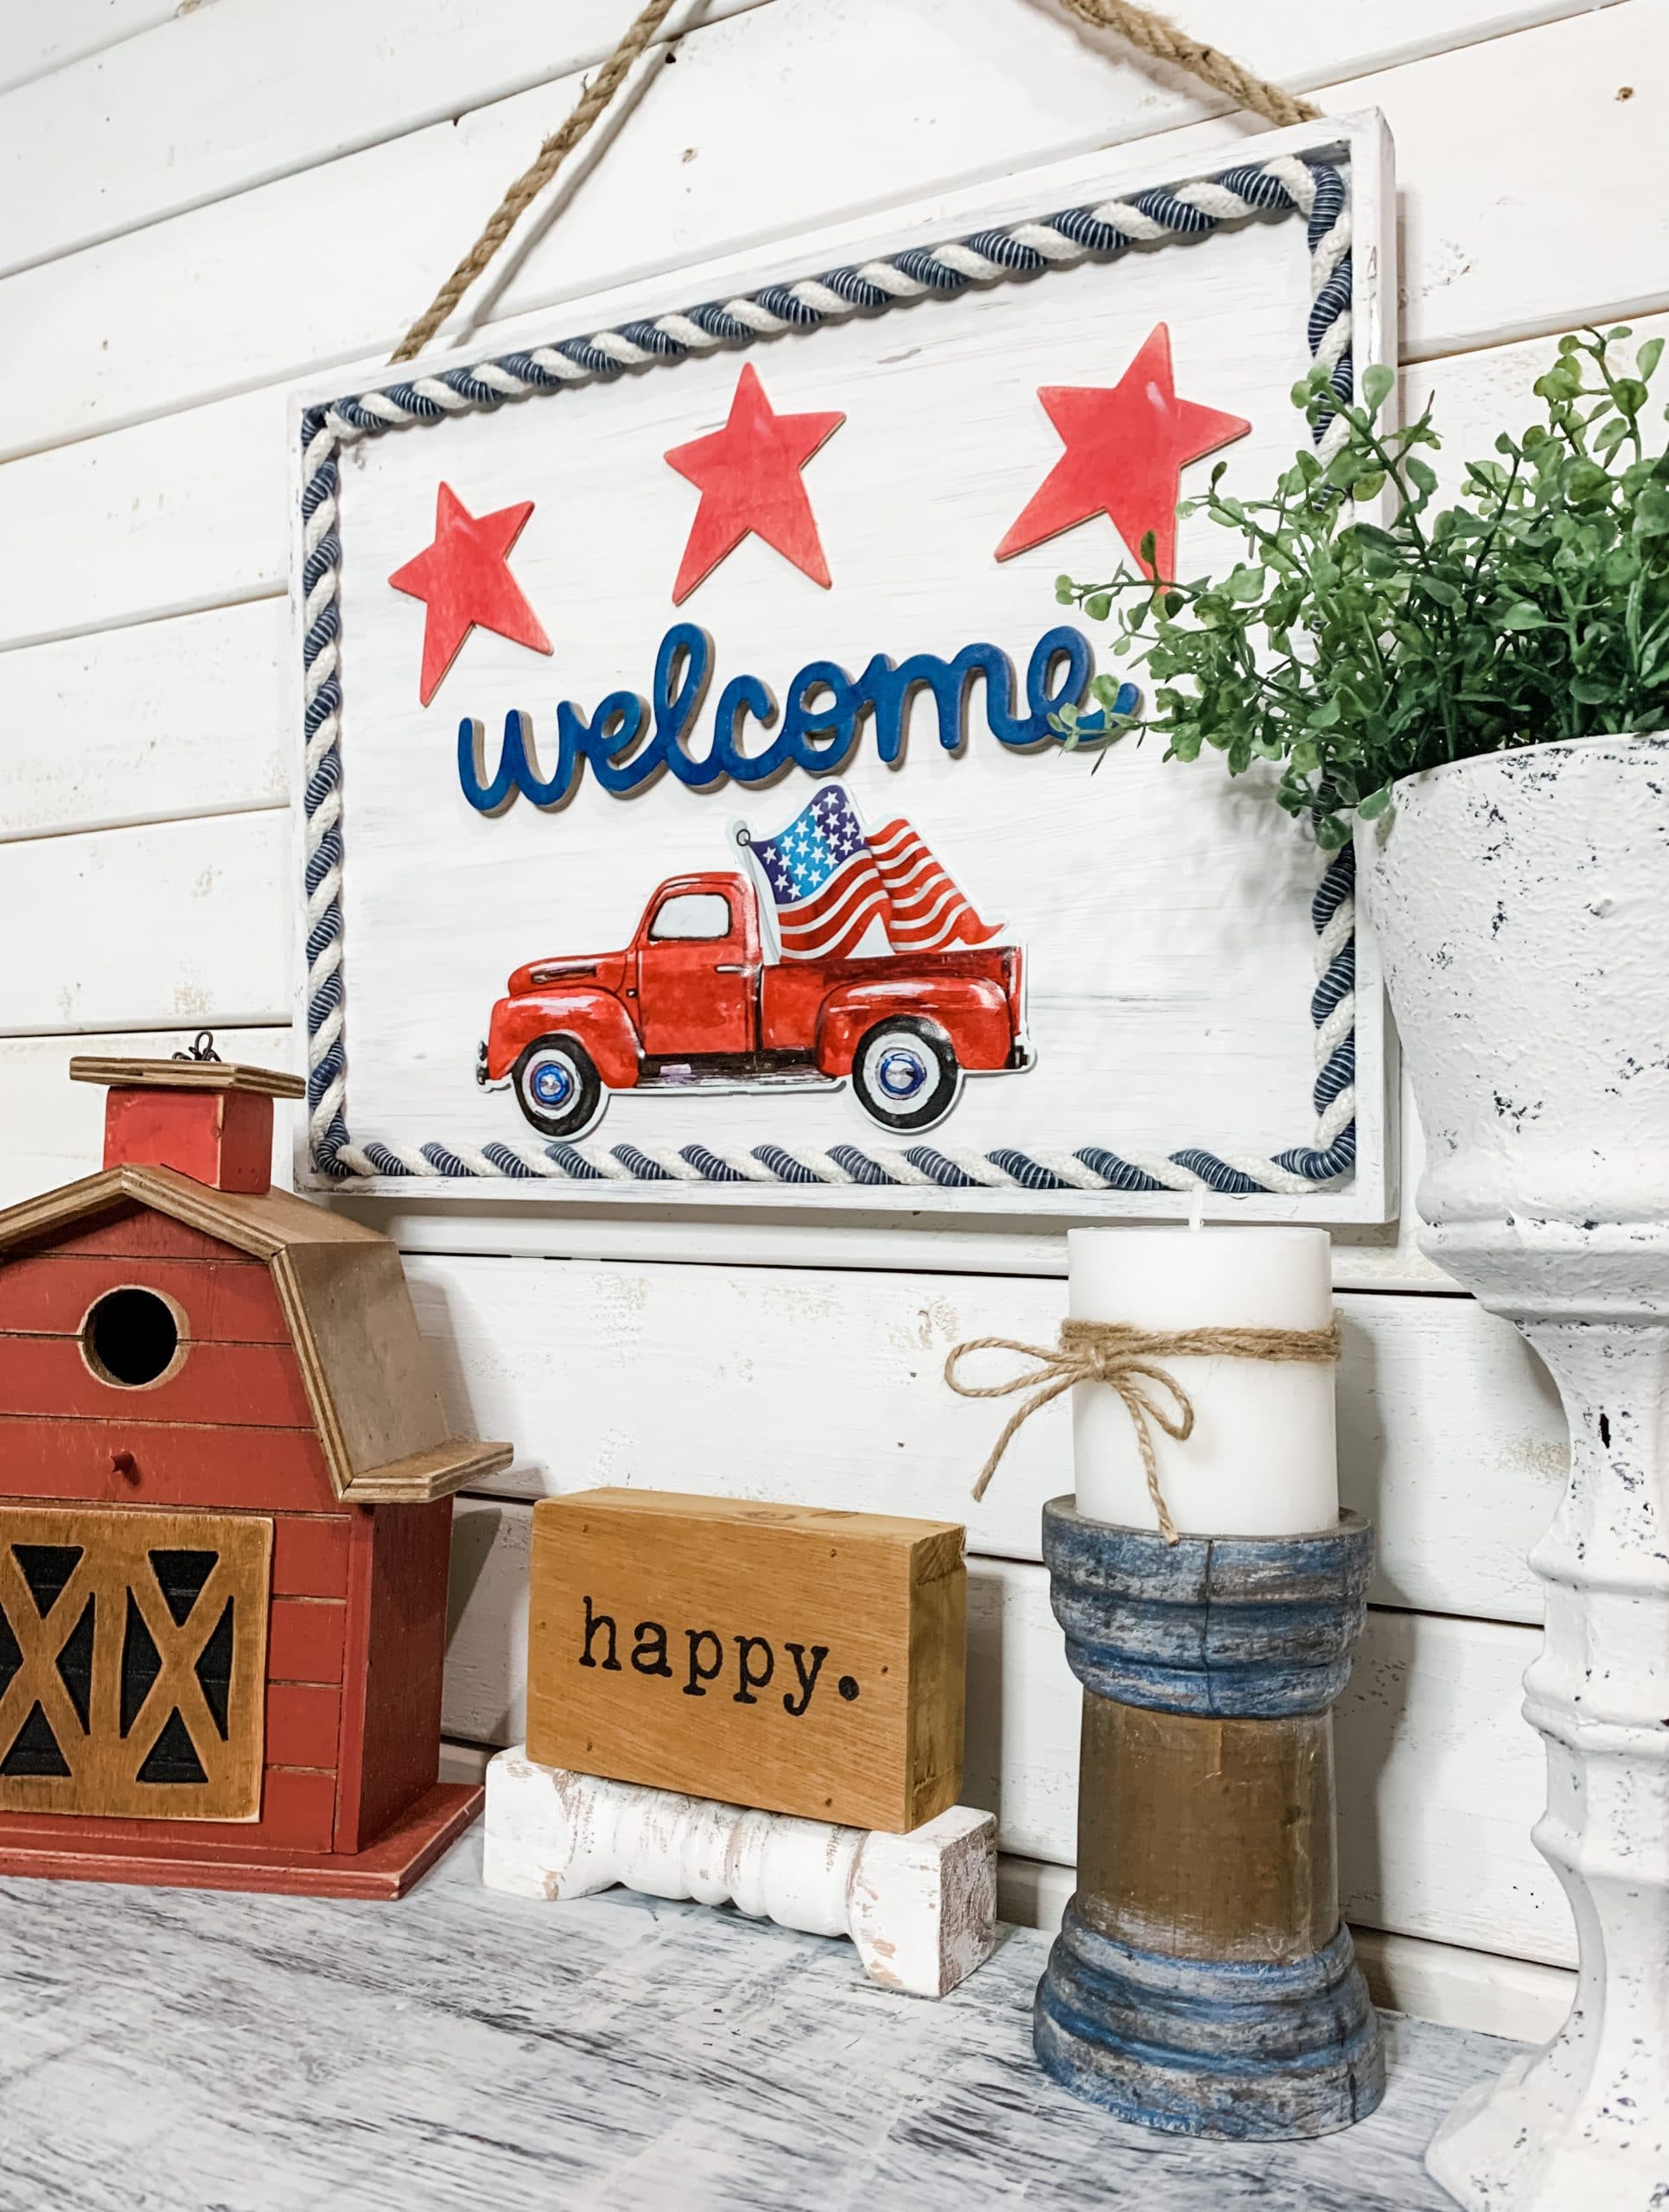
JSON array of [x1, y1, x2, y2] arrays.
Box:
[[0, 1834, 1515, 2210]]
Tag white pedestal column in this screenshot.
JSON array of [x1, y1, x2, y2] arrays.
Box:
[[1359, 736, 1669, 2209], [1424, 1313, 1669, 2209]]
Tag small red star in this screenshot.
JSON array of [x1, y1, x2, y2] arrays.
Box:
[[388, 482, 552, 706], [994, 323, 1251, 582], [665, 363, 844, 603]]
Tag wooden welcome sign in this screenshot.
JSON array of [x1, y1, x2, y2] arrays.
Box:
[[289, 114, 1392, 1219], [525, 1491, 965, 1832]]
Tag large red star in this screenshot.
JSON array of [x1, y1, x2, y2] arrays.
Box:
[[388, 482, 552, 706], [994, 323, 1251, 582], [665, 363, 844, 603]]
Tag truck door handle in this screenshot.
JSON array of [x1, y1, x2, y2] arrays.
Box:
[[715, 963, 748, 974]]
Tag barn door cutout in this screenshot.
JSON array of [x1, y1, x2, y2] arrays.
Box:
[[290, 112, 1394, 1220], [0, 1506, 271, 1821]]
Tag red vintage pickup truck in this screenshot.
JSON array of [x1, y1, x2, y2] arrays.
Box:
[[478, 870, 1030, 1140]]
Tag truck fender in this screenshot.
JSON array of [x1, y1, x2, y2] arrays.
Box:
[[486, 988, 641, 1090], [816, 976, 1013, 1077]]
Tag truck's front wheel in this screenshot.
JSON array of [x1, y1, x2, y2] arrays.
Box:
[[511, 1033, 604, 1141], [850, 1017, 962, 1133]]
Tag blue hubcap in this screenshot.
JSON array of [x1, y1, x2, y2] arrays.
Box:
[[531, 1060, 573, 1108], [877, 1047, 928, 1101]]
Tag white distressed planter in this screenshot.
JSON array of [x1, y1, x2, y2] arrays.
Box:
[[1360, 736, 1669, 2209], [481, 1748, 997, 1999]]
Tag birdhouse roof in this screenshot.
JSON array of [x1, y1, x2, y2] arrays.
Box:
[[0, 1164, 512, 1505]]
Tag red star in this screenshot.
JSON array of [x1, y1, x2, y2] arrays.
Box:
[[994, 323, 1251, 582], [388, 483, 552, 706], [665, 363, 844, 603]]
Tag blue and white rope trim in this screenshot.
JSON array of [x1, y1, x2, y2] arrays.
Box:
[[302, 152, 1355, 1197]]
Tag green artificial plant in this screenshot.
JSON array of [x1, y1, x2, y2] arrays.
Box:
[[1054, 328, 1669, 847]]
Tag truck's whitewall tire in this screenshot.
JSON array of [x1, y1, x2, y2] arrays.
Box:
[[512, 1034, 606, 1141], [850, 1017, 963, 1133]]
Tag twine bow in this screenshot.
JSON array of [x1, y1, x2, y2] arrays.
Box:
[[944, 1317, 1343, 1544]]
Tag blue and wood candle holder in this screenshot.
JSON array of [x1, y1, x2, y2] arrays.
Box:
[[1034, 1498, 1385, 2139]]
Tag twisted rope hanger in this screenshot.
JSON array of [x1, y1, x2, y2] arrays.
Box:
[[1056, 1, 1319, 130], [390, 0, 1317, 365]]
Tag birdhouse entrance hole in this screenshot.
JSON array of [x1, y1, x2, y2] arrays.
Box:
[[80, 1287, 182, 1389]]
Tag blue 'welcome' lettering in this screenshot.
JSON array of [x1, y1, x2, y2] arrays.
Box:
[[457, 622, 1099, 812]]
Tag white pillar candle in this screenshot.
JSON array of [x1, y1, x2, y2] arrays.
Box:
[[1068, 1224, 1338, 1537]]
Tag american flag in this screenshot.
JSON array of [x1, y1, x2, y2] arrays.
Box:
[[744, 785, 999, 963]]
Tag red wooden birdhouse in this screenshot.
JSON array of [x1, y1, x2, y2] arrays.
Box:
[[0, 1054, 512, 1897]]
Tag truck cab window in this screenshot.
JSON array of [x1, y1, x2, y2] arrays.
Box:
[[648, 893, 732, 943]]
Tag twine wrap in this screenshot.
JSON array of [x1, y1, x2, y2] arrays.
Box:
[[945, 1316, 1343, 1543]]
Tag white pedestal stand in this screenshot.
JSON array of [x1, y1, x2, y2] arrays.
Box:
[[1360, 738, 1669, 2209], [482, 1747, 997, 1999]]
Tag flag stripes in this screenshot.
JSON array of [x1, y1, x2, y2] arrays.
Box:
[[870, 820, 1000, 951], [775, 849, 892, 961]]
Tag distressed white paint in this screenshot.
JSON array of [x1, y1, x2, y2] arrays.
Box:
[[0, 810, 289, 1036], [0, 0, 772, 278], [1, 0, 1623, 282], [482, 1747, 997, 1998], [0, 388, 287, 653], [2, 0, 1659, 2031], [1364, 741, 1669, 2208], [0, 0, 175, 99], [443, 1502, 1567, 1964], [1, 600, 287, 842], [412, 1257, 1558, 1620], [0, 1838, 1524, 2209], [303, 114, 1392, 1220], [0, 1, 1653, 467]]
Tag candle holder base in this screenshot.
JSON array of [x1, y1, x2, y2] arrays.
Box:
[[1035, 1910, 1381, 2139], [1037, 1498, 1383, 2140]]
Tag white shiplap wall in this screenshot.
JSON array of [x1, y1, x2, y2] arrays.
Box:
[[3, 0, 1640, 2042]]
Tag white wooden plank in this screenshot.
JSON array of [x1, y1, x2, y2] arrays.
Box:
[[406, 1252, 1555, 1623], [0, 600, 286, 841], [1337, 1609, 1569, 1966], [0, 1024, 297, 1207], [0, 810, 290, 1035], [1347, 8, 1665, 363], [997, 1855, 1577, 2043], [1354, 1929, 1573, 2045], [443, 1500, 1565, 1964], [1402, 309, 1669, 475], [0, 0, 1649, 467], [0, 389, 286, 652], [0, 0, 175, 99], [0, 0, 772, 278]]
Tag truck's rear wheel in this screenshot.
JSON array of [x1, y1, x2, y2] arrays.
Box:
[[512, 1033, 604, 1141], [850, 1017, 961, 1133]]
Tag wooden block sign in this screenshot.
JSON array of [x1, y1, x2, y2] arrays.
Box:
[[525, 1491, 965, 1832], [289, 113, 1394, 1220]]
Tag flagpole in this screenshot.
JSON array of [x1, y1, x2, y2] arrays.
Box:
[[729, 819, 783, 964]]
